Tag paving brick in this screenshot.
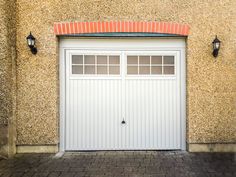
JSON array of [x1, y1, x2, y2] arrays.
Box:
[[59, 172, 76, 177], [48, 172, 61, 177], [0, 152, 235, 177], [10, 172, 24, 177], [22, 171, 37, 177], [32, 172, 49, 177]]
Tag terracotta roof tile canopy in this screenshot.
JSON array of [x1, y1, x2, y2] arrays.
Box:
[[54, 21, 190, 36]]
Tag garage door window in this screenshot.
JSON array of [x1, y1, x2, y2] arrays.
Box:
[[127, 55, 175, 75], [72, 55, 120, 75]]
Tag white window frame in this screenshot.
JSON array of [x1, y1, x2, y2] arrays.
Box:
[[124, 51, 178, 80], [69, 50, 123, 80], [126, 54, 175, 76], [71, 54, 121, 76]]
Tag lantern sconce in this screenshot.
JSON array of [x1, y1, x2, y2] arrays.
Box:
[[26, 32, 37, 55], [212, 35, 221, 58]]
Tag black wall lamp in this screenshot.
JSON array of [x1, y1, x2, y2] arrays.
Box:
[[26, 32, 37, 55], [212, 35, 221, 58]]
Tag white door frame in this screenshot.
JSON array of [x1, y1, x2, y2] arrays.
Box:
[[59, 38, 186, 151]]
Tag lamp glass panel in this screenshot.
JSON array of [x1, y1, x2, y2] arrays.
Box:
[[215, 42, 220, 49], [31, 39, 35, 46], [27, 39, 32, 46]]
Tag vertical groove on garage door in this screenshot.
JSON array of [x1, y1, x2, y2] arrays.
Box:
[[124, 79, 180, 149]]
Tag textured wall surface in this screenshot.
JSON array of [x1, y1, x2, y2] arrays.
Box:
[[15, 0, 236, 145], [0, 0, 16, 156]]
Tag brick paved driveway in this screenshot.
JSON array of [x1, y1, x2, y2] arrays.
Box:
[[0, 151, 235, 177]]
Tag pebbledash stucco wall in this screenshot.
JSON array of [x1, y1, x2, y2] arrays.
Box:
[[0, 0, 17, 157], [15, 0, 236, 149]]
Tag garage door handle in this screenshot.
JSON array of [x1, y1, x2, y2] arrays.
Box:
[[121, 119, 126, 124]]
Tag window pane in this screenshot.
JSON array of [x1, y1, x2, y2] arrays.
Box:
[[151, 56, 162, 65], [84, 55, 95, 64], [97, 66, 107, 74], [151, 66, 162, 74], [85, 66, 95, 74], [139, 66, 150, 74], [127, 56, 138, 64], [109, 66, 120, 75], [127, 66, 138, 74], [72, 55, 83, 64], [109, 56, 120, 64], [164, 56, 174, 64], [139, 56, 150, 64], [97, 55, 107, 64], [72, 66, 83, 74], [163, 66, 175, 74]]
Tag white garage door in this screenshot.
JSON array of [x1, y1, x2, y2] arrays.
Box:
[[60, 39, 186, 151]]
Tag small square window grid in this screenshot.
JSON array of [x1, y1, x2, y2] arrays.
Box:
[[127, 55, 175, 75], [71, 55, 120, 75]]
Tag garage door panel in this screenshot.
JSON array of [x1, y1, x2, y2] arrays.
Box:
[[66, 79, 122, 150], [65, 47, 183, 150], [124, 79, 180, 149]]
